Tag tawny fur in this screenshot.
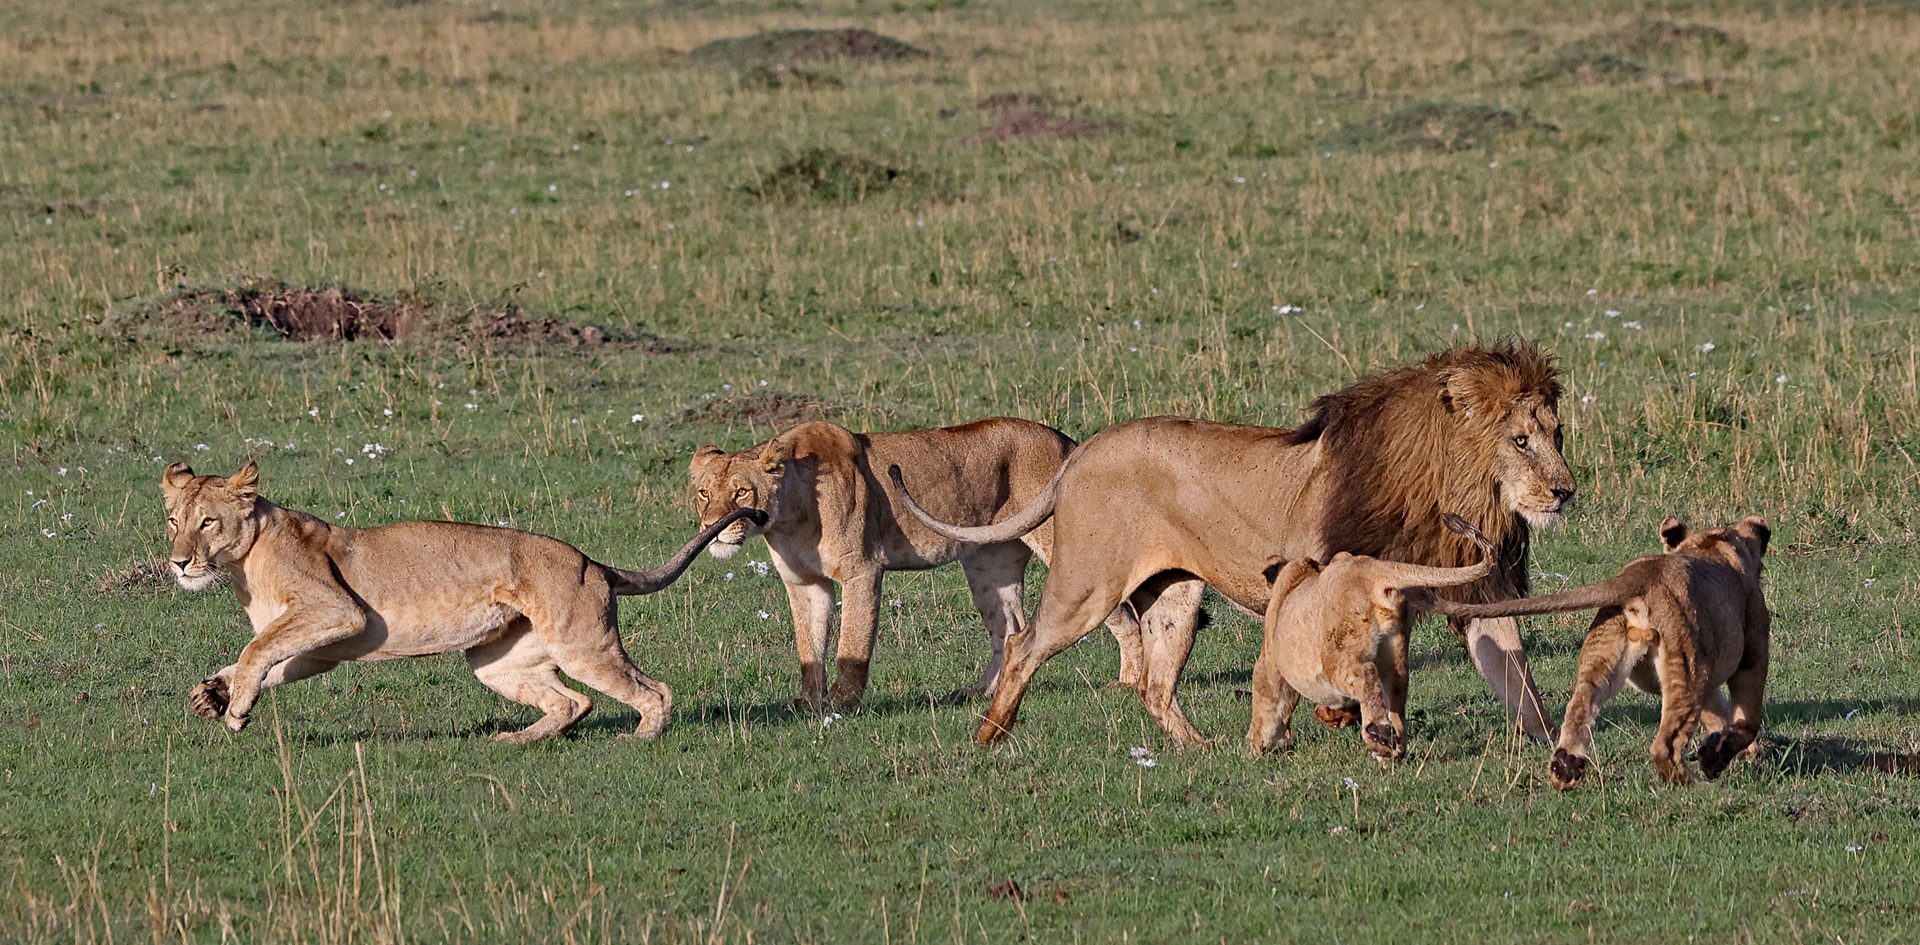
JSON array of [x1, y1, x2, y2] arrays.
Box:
[[1247, 515, 1496, 762], [1425, 516, 1772, 788], [894, 342, 1576, 747], [689, 418, 1142, 708], [164, 461, 760, 742]]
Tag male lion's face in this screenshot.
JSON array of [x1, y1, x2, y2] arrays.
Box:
[[1491, 397, 1576, 528], [159, 461, 262, 591], [688, 443, 786, 559]]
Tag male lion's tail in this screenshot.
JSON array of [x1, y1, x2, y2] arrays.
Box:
[[605, 508, 769, 595], [887, 460, 1063, 545]]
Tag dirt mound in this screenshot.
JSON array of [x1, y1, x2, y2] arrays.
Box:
[[975, 92, 1071, 112], [1594, 20, 1744, 60], [1327, 102, 1554, 153], [691, 29, 929, 69], [963, 110, 1114, 145], [747, 149, 910, 202], [680, 392, 847, 429], [1521, 21, 1743, 88], [99, 279, 642, 349]]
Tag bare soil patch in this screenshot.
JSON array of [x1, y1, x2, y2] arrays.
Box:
[[99, 279, 660, 350], [746, 149, 916, 203], [1327, 102, 1554, 153], [1520, 20, 1743, 88], [974, 92, 1072, 112], [691, 29, 929, 69], [963, 110, 1114, 145]]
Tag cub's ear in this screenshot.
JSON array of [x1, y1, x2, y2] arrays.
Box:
[[1659, 517, 1689, 552], [1738, 515, 1772, 554], [1262, 555, 1286, 585], [758, 437, 791, 474], [224, 461, 260, 502], [161, 462, 196, 495]]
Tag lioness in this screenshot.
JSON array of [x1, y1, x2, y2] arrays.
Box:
[[164, 461, 764, 741], [892, 342, 1575, 746], [1423, 516, 1771, 788], [690, 418, 1141, 708], [1248, 515, 1495, 762]]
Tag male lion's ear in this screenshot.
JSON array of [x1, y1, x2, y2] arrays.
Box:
[[758, 437, 791, 474], [1738, 515, 1772, 554], [1659, 517, 1689, 552], [224, 461, 260, 502], [161, 462, 196, 495]]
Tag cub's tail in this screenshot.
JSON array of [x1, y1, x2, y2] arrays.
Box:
[[887, 459, 1063, 545], [606, 508, 769, 595]]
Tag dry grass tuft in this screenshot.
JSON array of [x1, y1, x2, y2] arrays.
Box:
[[746, 149, 913, 202], [679, 391, 851, 430], [963, 110, 1115, 144], [690, 28, 930, 69], [95, 557, 183, 596]]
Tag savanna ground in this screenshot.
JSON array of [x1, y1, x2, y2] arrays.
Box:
[[4, 0, 1920, 940]]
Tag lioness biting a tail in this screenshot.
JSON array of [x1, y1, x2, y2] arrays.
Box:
[[164, 461, 764, 742], [1248, 514, 1496, 762], [1422, 516, 1771, 788], [691, 418, 1141, 708]]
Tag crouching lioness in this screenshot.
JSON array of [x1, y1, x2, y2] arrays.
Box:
[[1424, 516, 1771, 788], [165, 461, 763, 742], [1248, 515, 1496, 762]]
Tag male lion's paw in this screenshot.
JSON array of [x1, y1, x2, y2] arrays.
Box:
[[188, 678, 230, 719], [1314, 705, 1360, 728], [1549, 749, 1589, 790], [1363, 722, 1406, 760]]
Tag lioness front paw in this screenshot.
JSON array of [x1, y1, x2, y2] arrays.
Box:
[[222, 712, 251, 734], [188, 677, 230, 719], [1696, 731, 1751, 779], [1549, 748, 1589, 790], [1363, 722, 1406, 760]]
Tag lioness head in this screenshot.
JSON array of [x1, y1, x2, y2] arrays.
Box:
[[160, 461, 262, 590], [688, 439, 791, 558], [1437, 357, 1576, 529]]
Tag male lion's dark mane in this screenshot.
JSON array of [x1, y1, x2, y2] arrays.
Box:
[[1289, 341, 1564, 606]]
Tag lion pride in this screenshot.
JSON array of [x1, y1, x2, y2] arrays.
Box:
[[893, 342, 1575, 746]]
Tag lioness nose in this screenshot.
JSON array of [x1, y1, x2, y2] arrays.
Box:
[[170, 557, 191, 570], [1550, 487, 1575, 504]]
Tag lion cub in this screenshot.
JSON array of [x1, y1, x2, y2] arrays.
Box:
[[1247, 515, 1495, 762], [164, 461, 762, 742], [1427, 516, 1771, 788]]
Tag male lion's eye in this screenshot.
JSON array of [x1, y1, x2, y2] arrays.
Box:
[[1512, 435, 1529, 449], [200, 517, 215, 529]]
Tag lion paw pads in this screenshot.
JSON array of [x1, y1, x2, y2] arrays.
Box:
[[188, 678, 231, 719], [1550, 749, 1590, 789]]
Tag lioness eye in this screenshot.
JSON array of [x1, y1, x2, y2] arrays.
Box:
[[200, 517, 215, 529], [698, 490, 709, 499], [735, 488, 749, 498], [1512, 435, 1529, 449]]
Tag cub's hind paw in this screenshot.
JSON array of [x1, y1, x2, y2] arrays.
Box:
[[188, 678, 230, 719], [1549, 749, 1589, 790], [1314, 705, 1360, 728]]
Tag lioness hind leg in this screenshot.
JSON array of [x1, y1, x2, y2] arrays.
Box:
[[467, 624, 592, 744], [955, 544, 1034, 701], [545, 631, 675, 741], [1135, 577, 1208, 747], [1245, 653, 1300, 758]]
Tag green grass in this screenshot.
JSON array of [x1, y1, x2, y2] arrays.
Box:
[[5, 0, 1920, 940]]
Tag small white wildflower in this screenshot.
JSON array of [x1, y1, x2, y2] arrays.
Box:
[[1847, 845, 1864, 852], [1581, 394, 1596, 404], [1586, 289, 1598, 296], [631, 414, 645, 422], [345, 458, 354, 465], [724, 572, 734, 581], [1864, 578, 1877, 586], [308, 408, 319, 417], [548, 183, 558, 192], [1696, 342, 1716, 353], [1130, 747, 1151, 758], [383, 408, 393, 416], [1846, 708, 1861, 719], [1622, 321, 1642, 330], [1605, 310, 1621, 317], [1776, 375, 1788, 384], [57, 468, 67, 476], [1585, 332, 1605, 341], [465, 403, 477, 409], [1136, 758, 1157, 768], [756, 610, 772, 619], [1342, 777, 1358, 789]]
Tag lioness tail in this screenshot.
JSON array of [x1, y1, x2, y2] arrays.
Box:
[[606, 508, 768, 595], [1425, 580, 1632, 620], [887, 459, 1064, 544]]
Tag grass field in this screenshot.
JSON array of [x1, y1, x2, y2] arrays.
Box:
[[5, 0, 1920, 940]]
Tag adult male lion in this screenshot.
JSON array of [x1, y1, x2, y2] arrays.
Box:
[[893, 341, 1575, 745], [689, 418, 1141, 708], [164, 461, 763, 741]]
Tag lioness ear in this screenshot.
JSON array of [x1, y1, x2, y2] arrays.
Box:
[[689, 444, 724, 476], [1739, 515, 1772, 554], [161, 462, 196, 496], [1659, 517, 1688, 552], [758, 437, 791, 474], [224, 461, 260, 502]]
